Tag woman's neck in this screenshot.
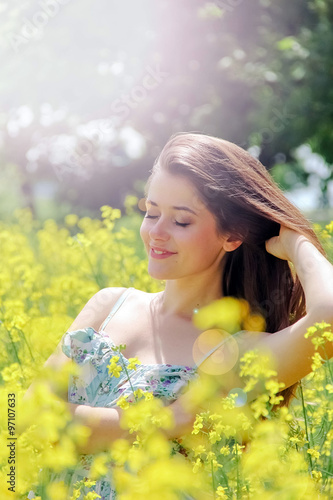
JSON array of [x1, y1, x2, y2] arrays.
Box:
[[157, 275, 224, 321]]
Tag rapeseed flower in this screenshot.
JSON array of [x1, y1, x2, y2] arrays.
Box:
[[127, 357, 141, 370], [107, 355, 123, 378], [1, 210, 332, 498], [117, 395, 130, 410]]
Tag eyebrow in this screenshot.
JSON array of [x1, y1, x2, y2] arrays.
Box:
[[146, 199, 198, 216]]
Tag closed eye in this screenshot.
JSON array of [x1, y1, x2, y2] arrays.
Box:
[[144, 214, 190, 227]]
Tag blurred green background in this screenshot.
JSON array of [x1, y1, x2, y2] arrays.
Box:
[[1, 0, 333, 228]]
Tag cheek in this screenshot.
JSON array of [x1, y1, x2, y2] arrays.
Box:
[[176, 228, 207, 257], [190, 226, 222, 254], [192, 226, 212, 244]]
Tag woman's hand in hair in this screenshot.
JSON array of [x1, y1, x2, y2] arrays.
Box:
[[265, 225, 305, 262]]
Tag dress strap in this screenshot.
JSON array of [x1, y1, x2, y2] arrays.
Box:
[[100, 287, 135, 331], [194, 330, 245, 370]]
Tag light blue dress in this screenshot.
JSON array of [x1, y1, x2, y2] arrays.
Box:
[[46, 287, 205, 499]]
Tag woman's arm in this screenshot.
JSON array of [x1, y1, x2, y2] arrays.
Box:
[[66, 403, 130, 455], [23, 287, 130, 455], [24, 355, 133, 455], [249, 226, 333, 389], [265, 226, 333, 317]]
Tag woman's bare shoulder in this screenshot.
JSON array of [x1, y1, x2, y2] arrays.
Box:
[[43, 287, 156, 371], [67, 287, 159, 334], [42, 288, 130, 372], [67, 286, 129, 333]]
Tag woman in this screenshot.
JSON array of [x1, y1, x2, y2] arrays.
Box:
[[27, 132, 333, 498]]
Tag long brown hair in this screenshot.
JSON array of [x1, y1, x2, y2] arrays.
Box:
[[145, 132, 326, 406]]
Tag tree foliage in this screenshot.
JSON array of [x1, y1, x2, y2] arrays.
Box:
[[0, 0, 332, 216]]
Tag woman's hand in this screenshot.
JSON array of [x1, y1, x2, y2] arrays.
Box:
[[265, 225, 305, 262]]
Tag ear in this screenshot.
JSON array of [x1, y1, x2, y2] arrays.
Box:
[[223, 235, 243, 253]]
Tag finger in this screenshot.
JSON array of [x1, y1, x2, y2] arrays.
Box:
[[265, 235, 278, 253]]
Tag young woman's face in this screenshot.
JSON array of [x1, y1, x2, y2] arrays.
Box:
[[140, 169, 229, 280]]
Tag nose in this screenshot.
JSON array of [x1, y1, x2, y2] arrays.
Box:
[[148, 217, 170, 241]]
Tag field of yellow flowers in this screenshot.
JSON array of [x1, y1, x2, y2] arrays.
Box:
[[0, 205, 333, 499]]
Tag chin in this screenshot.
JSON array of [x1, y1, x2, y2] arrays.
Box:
[[148, 270, 169, 280], [147, 266, 177, 280], [148, 266, 191, 281]]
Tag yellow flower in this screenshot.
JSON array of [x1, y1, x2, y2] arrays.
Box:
[[107, 355, 122, 378], [145, 432, 171, 459], [65, 214, 79, 227], [101, 205, 121, 221], [128, 357, 141, 370], [325, 221, 333, 233], [111, 439, 131, 466], [83, 493, 101, 500], [250, 393, 270, 419], [311, 336, 325, 350], [265, 379, 285, 405], [289, 436, 303, 446], [193, 445, 206, 456], [307, 448, 320, 460], [4, 205, 333, 499], [216, 485, 228, 499], [323, 330, 333, 342], [75, 233, 92, 247], [219, 446, 230, 456], [1, 363, 23, 384], [120, 397, 174, 434], [117, 395, 130, 410], [305, 321, 333, 351], [46, 481, 69, 500], [108, 364, 122, 378], [232, 443, 245, 455], [43, 435, 78, 472], [70, 479, 99, 500], [90, 454, 109, 480], [304, 325, 318, 338], [133, 388, 145, 399], [240, 349, 277, 380], [192, 457, 203, 473], [192, 415, 204, 435], [206, 451, 221, 469], [312, 470, 322, 481], [209, 430, 220, 444], [311, 352, 324, 372]]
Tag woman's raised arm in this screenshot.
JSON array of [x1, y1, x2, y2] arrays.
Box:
[[251, 226, 333, 389]]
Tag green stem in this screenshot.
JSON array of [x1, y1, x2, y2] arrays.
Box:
[[5, 327, 25, 381], [323, 347, 333, 380], [16, 326, 35, 362], [299, 381, 313, 471], [317, 467, 333, 477], [218, 467, 229, 489], [118, 354, 138, 403], [211, 459, 216, 500], [235, 442, 240, 500], [319, 420, 332, 456]]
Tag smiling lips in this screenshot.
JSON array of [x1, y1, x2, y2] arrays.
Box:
[[150, 247, 176, 259]]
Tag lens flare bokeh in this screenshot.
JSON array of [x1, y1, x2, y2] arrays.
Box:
[[192, 328, 239, 375]]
